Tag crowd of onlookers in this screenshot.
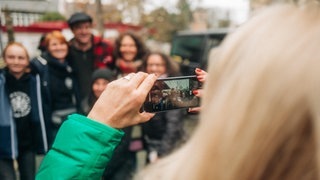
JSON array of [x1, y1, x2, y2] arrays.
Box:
[[0, 12, 187, 180]]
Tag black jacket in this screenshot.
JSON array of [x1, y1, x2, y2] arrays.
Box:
[[30, 52, 81, 144], [0, 68, 49, 158], [142, 109, 185, 157]]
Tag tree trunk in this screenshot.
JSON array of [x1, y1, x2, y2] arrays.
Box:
[[96, 0, 104, 37], [4, 9, 15, 43]]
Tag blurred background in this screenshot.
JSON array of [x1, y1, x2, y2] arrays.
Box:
[[0, 0, 301, 69], [0, 0, 309, 175]]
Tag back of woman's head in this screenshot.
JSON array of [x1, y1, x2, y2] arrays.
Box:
[[138, 3, 320, 180]]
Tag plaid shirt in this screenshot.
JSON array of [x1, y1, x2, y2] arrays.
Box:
[[68, 35, 114, 101], [69, 35, 114, 69], [92, 35, 114, 69]]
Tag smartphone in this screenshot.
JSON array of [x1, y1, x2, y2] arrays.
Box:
[[142, 75, 201, 112]]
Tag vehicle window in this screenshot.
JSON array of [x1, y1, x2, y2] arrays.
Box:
[[171, 35, 206, 64], [170, 30, 228, 75]]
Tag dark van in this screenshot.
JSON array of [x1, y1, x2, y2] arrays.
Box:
[[170, 29, 230, 75]]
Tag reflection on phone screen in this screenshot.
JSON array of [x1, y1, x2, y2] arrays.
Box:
[[143, 76, 201, 112]]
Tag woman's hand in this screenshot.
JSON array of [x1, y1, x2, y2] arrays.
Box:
[[88, 72, 157, 128], [188, 68, 207, 113], [195, 67, 207, 83]]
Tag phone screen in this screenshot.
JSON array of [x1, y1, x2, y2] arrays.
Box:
[[143, 75, 201, 112]]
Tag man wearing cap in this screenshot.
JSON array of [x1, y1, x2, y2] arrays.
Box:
[[67, 12, 114, 103]]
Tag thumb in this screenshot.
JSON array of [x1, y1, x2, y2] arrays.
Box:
[[139, 112, 155, 123]]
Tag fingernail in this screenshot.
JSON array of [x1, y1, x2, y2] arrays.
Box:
[[193, 90, 198, 95], [196, 68, 202, 72]]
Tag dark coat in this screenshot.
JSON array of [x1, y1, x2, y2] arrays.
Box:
[[141, 109, 185, 157], [30, 53, 81, 144], [0, 69, 49, 159]]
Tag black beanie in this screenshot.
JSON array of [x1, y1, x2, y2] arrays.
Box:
[[91, 68, 115, 83]]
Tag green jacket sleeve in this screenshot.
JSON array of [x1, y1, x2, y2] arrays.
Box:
[[36, 114, 124, 180]]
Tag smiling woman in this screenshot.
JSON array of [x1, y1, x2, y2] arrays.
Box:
[[30, 30, 81, 144], [45, 32, 69, 62], [0, 42, 49, 180], [3, 43, 30, 79], [113, 31, 149, 78]]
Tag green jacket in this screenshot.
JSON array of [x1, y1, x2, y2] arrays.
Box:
[[36, 114, 124, 179]]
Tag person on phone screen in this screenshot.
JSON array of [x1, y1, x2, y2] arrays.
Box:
[[147, 81, 169, 111]]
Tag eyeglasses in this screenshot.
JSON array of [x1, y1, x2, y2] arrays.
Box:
[[147, 63, 165, 67]]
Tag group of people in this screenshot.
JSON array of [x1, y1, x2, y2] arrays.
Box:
[[0, 12, 188, 180], [36, 2, 320, 180], [2, 1, 319, 180]]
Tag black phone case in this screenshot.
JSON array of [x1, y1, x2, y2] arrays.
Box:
[[142, 75, 201, 112]]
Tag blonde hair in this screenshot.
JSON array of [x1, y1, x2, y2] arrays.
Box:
[[138, 3, 320, 180], [2, 42, 29, 60]]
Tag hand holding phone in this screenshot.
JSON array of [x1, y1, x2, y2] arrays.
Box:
[[142, 75, 202, 112], [88, 72, 157, 128], [188, 68, 207, 113]]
